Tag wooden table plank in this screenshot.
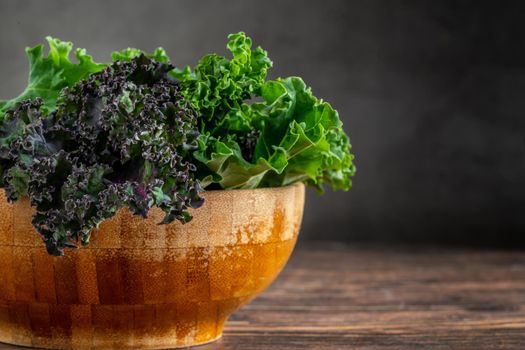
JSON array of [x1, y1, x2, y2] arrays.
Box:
[[2, 244, 525, 349]]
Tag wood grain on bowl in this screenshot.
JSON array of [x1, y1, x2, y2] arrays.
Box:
[[0, 183, 305, 349]]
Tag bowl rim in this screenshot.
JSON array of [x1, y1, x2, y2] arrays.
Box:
[[201, 181, 304, 195]]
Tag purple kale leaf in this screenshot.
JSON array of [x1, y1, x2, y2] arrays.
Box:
[[0, 56, 203, 255]]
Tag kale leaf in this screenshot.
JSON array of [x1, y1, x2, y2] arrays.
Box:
[[0, 37, 105, 119], [0, 56, 202, 255], [172, 32, 356, 191]]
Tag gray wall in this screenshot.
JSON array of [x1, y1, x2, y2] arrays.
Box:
[[1, 0, 524, 246]]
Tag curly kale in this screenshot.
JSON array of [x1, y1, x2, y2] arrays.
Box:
[[0, 34, 356, 255], [173, 33, 356, 191], [0, 56, 203, 255]]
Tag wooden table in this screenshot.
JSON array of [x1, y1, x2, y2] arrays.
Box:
[[2, 244, 525, 349]]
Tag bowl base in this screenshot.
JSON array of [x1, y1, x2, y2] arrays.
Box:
[[0, 332, 223, 350]]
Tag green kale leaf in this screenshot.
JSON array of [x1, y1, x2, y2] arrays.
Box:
[[172, 32, 272, 135], [111, 47, 171, 63], [174, 32, 355, 191], [0, 37, 106, 119]]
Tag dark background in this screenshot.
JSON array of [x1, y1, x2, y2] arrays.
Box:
[[0, 0, 524, 247]]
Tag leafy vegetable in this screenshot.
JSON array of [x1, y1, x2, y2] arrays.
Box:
[[0, 37, 105, 119], [172, 32, 272, 135], [173, 32, 356, 191], [0, 33, 355, 255], [0, 56, 202, 255], [0, 38, 170, 120], [111, 47, 171, 63]]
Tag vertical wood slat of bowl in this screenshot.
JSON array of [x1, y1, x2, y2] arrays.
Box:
[[0, 182, 305, 349]]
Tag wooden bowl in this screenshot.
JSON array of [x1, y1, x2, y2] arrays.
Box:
[[0, 183, 305, 349]]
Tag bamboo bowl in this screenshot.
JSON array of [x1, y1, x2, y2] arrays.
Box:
[[0, 183, 305, 349]]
